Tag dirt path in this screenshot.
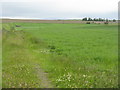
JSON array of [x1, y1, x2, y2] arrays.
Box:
[[35, 64, 54, 88]]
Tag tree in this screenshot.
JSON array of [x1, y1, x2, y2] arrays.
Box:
[[93, 18, 97, 21], [102, 18, 105, 21], [82, 17, 87, 21], [113, 19, 116, 22], [88, 18, 92, 21], [106, 19, 109, 22], [104, 19, 109, 24], [98, 18, 102, 21], [95, 18, 99, 21]]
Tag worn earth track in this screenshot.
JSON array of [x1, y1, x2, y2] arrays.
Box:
[[35, 64, 54, 88]]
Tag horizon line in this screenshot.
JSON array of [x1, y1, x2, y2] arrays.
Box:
[[0, 17, 118, 20]]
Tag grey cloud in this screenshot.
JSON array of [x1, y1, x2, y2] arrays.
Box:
[[2, 2, 118, 19]]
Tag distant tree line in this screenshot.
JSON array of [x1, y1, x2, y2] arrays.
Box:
[[82, 17, 116, 22]]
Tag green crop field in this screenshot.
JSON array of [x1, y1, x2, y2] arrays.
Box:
[[2, 22, 118, 88]]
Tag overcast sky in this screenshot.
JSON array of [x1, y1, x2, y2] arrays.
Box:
[[0, 0, 119, 19]]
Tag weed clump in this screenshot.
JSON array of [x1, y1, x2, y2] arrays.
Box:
[[15, 25, 21, 27], [48, 45, 56, 50], [48, 45, 56, 52], [48, 45, 63, 55]]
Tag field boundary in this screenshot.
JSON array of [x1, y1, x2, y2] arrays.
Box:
[[1, 19, 117, 24]]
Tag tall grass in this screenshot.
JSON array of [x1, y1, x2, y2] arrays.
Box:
[[2, 23, 44, 88], [0, 23, 2, 88]]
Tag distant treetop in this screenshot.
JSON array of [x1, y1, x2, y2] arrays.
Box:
[[82, 17, 113, 22]]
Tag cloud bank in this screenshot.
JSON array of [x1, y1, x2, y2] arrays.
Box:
[[1, 0, 119, 19]]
